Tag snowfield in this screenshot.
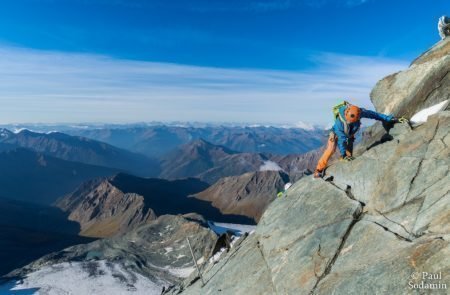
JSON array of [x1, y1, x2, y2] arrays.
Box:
[[0, 260, 167, 295], [259, 160, 283, 172], [410, 99, 449, 124], [0, 219, 258, 295]]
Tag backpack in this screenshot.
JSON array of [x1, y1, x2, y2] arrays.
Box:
[[332, 101, 359, 136], [332, 101, 349, 120]]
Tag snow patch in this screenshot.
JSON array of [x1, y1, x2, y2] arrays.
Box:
[[12, 128, 29, 134], [410, 99, 449, 124], [196, 257, 205, 265], [166, 267, 195, 278], [284, 182, 292, 191], [0, 130, 11, 138], [259, 160, 282, 172], [0, 260, 165, 295], [209, 246, 227, 264], [208, 221, 256, 236]]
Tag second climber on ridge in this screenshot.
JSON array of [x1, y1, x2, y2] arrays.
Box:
[[313, 101, 407, 178]]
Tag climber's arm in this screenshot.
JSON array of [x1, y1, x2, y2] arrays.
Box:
[[360, 108, 394, 122], [333, 123, 349, 157]]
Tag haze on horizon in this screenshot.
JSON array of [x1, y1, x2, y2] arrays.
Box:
[[0, 0, 446, 126]]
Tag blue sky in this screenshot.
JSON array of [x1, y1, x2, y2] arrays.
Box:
[[0, 0, 446, 125]]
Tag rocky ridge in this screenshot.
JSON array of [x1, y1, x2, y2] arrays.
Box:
[[195, 170, 289, 222], [164, 39, 450, 294], [56, 177, 157, 238]]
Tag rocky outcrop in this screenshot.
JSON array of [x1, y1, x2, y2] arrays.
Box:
[[167, 112, 450, 295], [195, 171, 289, 222], [56, 178, 156, 238], [371, 38, 450, 118], [165, 41, 450, 295]]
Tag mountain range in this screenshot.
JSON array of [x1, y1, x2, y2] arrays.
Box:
[[57, 173, 255, 238], [0, 148, 120, 204], [62, 125, 326, 158], [0, 128, 160, 177], [159, 139, 270, 184]]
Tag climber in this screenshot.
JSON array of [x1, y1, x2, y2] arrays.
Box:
[[313, 101, 407, 178], [438, 16, 450, 39]]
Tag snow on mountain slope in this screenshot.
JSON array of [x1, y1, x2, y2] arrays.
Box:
[[2, 260, 164, 295]]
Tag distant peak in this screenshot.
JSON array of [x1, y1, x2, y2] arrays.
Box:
[[191, 138, 211, 145], [0, 128, 14, 138], [186, 138, 237, 155], [186, 138, 223, 149]]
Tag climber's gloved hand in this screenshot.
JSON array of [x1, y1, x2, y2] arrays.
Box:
[[391, 116, 409, 124], [340, 155, 355, 162]]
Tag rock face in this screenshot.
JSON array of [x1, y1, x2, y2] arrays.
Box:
[[159, 139, 268, 184], [165, 41, 450, 294], [5, 214, 218, 294], [195, 171, 289, 222], [371, 38, 450, 118]]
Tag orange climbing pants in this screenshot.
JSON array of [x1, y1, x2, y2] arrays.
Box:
[[315, 132, 352, 172]]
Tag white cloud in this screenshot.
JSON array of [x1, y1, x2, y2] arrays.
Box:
[[260, 160, 283, 171], [0, 45, 407, 125]]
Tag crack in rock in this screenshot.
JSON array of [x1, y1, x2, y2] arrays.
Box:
[[418, 71, 449, 108], [370, 221, 413, 242], [403, 158, 424, 205], [344, 185, 366, 207], [256, 240, 278, 295], [324, 179, 365, 207], [401, 120, 440, 205], [309, 205, 364, 294], [312, 244, 321, 279], [374, 209, 418, 239], [282, 217, 358, 251]]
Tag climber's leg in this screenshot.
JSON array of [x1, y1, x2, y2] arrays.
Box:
[[314, 132, 337, 177]]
